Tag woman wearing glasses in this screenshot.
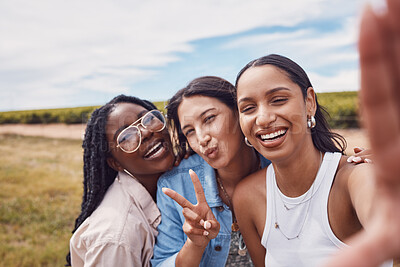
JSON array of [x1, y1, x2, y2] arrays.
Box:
[[66, 94, 176, 267]]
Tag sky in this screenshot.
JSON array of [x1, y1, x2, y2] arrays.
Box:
[[0, 0, 385, 111]]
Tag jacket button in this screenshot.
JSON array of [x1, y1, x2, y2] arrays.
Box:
[[217, 206, 224, 212], [214, 245, 222, 251]]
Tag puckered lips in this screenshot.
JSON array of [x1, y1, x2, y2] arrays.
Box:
[[255, 127, 288, 148], [143, 138, 168, 160], [201, 146, 218, 159]]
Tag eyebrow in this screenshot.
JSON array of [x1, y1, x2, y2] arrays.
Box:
[[181, 107, 216, 132], [113, 109, 149, 140], [238, 87, 290, 104]]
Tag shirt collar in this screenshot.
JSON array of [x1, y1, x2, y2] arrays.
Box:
[[117, 171, 161, 229]]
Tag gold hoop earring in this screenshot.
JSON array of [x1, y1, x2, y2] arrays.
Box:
[[244, 137, 253, 147]]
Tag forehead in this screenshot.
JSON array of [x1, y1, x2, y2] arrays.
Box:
[[177, 95, 231, 121], [237, 65, 295, 97], [106, 102, 148, 134]]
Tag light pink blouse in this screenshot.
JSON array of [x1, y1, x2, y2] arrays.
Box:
[[70, 171, 161, 267]]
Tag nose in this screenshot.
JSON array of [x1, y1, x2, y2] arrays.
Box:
[[255, 108, 276, 127], [138, 124, 153, 143], [197, 129, 211, 147]]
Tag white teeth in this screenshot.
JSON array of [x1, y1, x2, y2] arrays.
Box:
[[260, 130, 286, 141], [144, 142, 163, 158]]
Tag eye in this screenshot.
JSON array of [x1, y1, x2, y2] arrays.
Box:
[[204, 115, 216, 123], [240, 105, 255, 113], [184, 128, 194, 137], [271, 97, 288, 104]]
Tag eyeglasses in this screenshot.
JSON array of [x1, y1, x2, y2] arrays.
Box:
[[116, 110, 166, 153]]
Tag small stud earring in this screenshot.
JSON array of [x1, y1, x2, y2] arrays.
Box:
[[244, 137, 253, 147]]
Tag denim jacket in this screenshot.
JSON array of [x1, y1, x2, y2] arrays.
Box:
[[151, 153, 270, 267]]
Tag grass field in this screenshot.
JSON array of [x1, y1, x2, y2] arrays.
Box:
[[0, 134, 398, 267], [0, 134, 82, 267]]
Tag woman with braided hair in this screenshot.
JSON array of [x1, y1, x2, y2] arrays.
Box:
[[66, 94, 176, 267]]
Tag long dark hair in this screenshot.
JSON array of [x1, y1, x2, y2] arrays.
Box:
[[235, 54, 346, 154], [166, 76, 238, 157], [65, 94, 156, 266]]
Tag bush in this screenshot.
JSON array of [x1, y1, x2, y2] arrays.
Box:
[[0, 95, 359, 128]]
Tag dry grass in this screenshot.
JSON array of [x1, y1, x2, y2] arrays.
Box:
[[0, 133, 397, 267], [0, 134, 82, 267]]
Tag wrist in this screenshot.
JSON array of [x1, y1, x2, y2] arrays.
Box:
[[186, 238, 209, 250]]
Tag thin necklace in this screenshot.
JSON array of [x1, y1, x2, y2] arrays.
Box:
[[275, 152, 322, 211], [273, 152, 323, 240], [216, 174, 240, 232]]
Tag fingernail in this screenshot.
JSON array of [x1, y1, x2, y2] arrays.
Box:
[[365, 158, 373, 163], [199, 219, 205, 226], [204, 221, 211, 229], [353, 156, 362, 162], [203, 231, 209, 236], [369, 0, 388, 16], [347, 156, 354, 163], [189, 169, 194, 175], [162, 187, 167, 193]]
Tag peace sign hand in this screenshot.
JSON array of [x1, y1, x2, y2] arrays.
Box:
[[162, 169, 220, 248]]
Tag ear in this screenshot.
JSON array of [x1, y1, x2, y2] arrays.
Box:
[[305, 87, 317, 116], [107, 156, 123, 172]]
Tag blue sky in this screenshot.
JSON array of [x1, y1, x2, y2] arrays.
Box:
[[0, 0, 385, 111]]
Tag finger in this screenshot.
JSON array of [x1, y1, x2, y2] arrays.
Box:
[[359, 5, 400, 153], [188, 169, 207, 203], [162, 188, 194, 209], [182, 207, 202, 223], [323, 231, 390, 267], [182, 222, 210, 236], [386, 0, 400, 108], [353, 147, 365, 154]]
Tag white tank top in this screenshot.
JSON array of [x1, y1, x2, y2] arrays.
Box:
[[261, 152, 392, 267]]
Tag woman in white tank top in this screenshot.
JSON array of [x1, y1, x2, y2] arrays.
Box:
[[232, 2, 400, 265]]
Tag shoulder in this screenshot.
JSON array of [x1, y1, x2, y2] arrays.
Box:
[[158, 154, 207, 185], [233, 167, 267, 207], [335, 156, 374, 188]]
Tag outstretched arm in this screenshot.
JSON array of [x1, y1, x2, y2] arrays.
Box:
[[324, 0, 400, 266]]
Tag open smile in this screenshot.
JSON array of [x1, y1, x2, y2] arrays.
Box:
[[143, 140, 167, 160], [256, 128, 288, 148]]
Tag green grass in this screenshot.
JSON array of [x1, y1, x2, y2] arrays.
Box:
[[0, 134, 82, 267]]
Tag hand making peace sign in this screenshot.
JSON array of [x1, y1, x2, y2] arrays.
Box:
[[162, 169, 221, 248]]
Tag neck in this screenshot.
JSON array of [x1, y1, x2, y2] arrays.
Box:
[[131, 172, 162, 201], [273, 143, 323, 197], [216, 143, 259, 191]]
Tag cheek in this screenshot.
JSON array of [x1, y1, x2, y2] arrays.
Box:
[[239, 115, 253, 137], [186, 136, 200, 152], [283, 104, 307, 135]]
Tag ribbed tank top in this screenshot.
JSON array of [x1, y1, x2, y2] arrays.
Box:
[[261, 152, 392, 267]]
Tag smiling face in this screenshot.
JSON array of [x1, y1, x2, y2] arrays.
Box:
[[106, 102, 175, 177], [236, 65, 316, 162], [178, 95, 243, 169]]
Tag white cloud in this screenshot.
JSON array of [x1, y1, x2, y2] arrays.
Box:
[[309, 69, 360, 93], [0, 0, 373, 110]]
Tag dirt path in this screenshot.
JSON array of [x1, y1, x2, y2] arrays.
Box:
[[0, 124, 370, 154], [0, 123, 86, 140]]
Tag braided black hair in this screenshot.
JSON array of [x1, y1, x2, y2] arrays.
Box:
[[65, 94, 156, 266]]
